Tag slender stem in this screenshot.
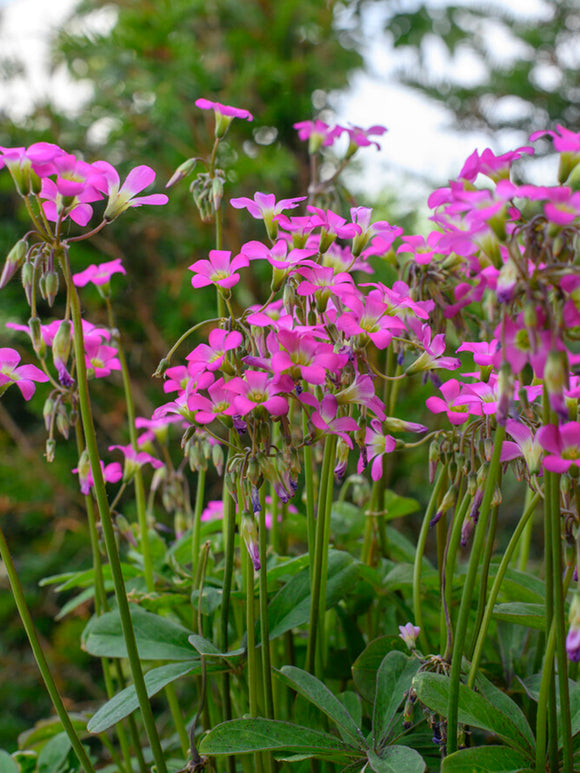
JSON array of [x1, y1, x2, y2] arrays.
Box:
[[0, 522, 97, 773], [441, 487, 471, 659], [259, 493, 275, 722], [467, 491, 540, 687], [446, 424, 505, 756], [548, 466, 573, 772], [412, 466, 448, 654], [303, 413, 316, 581], [517, 487, 535, 572], [305, 435, 336, 675], [536, 562, 574, 773], [191, 467, 206, 583], [468, 503, 499, 659], [64, 260, 168, 773]]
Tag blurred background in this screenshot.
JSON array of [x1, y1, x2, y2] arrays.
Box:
[[0, 0, 577, 749]]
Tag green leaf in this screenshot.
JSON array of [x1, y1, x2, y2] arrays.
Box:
[[188, 634, 245, 660], [412, 673, 534, 756], [82, 605, 194, 660], [442, 746, 534, 772], [352, 636, 408, 703], [87, 661, 199, 733], [0, 751, 20, 773], [265, 554, 309, 585], [367, 746, 426, 773], [37, 733, 71, 773], [18, 717, 87, 751], [190, 586, 222, 615], [277, 666, 365, 747], [265, 550, 359, 641], [474, 673, 535, 753], [198, 719, 355, 762], [382, 490, 420, 521], [331, 501, 365, 539], [493, 602, 545, 630], [488, 566, 545, 604], [373, 651, 420, 744]]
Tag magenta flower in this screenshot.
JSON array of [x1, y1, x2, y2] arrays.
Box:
[[458, 146, 533, 183], [73, 458, 123, 496], [306, 394, 360, 447], [406, 326, 460, 376], [543, 187, 580, 226], [0, 347, 48, 400], [530, 125, 580, 153], [84, 337, 120, 379], [293, 120, 342, 152], [227, 371, 291, 417], [195, 98, 253, 122], [39, 154, 105, 226], [342, 124, 387, 153], [189, 250, 249, 290], [398, 622, 421, 650], [357, 419, 397, 480], [187, 328, 243, 372], [500, 420, 543, 475], [270, 329, 347, 385], [338, 294, 405, 350], [109, 444, 164, 479], [537, 422, 580, 473], [73, 259, 126, 288], [91, 161, 168, 221], [186, 377, 238, 424], [426, 379, 471, 425], [230, 192, 306, 239]]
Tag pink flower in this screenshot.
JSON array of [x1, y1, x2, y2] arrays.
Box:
[[189, 250, 249, 290], [73, 458, 122, 496], [543, 187, 580, 226], [186, 377, 238, 424], [500, 420, 543, 475], [357, 419, 396, 480], [0, 347, 48, 400], [92, 161, 168, 221], [342, 124, 387, 153], [187, 328, 243, 372], [227, 371, 291, 417], [270, 329, 347, 385], [338, 294, 405, 349], [425, 379, 471, 425], [537, 422, 580, 474], [195, 98, 253, 122], [530, 125, 580, 153], [230, 193, 306, 239], [293, 120, 342, 152], [109, 444, 164, 478], [458, 146, 534, 182], [306, 393, 360, 447], [73, 259, 126, 288]]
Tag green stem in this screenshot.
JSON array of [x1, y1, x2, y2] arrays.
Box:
[[548, 466, 573, 772], [468, 502, 499, 659], [468, 491, 540, 687], [0, 523, 97, 773], [192, 467, 206, 583], [65, 261, 168, 773], [517, 487, 535, 572], [446, 424, 505, 756], [259, 494, 275, 721], [412, 466, 448, 654], [303, 412, 316, 580], [441, 488, 471, 659], [305, 435, 337, 676], [536, 562, 574, 773]]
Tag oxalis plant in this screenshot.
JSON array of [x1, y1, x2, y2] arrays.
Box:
[[1, 99, 580, 773]]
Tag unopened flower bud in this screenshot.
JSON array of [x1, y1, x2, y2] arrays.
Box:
[[334, 438, 350, 482], [116, 514, 137, 547], [212, 175, 224, 211], [28, 316, 45, 357], [52, 320, 74, 387], [166, 157, 198, 188], [544, 349, 569, 422], [241, 513, 260, 571], [45, 438, 56, 463], [428, 439, 440, 484], [21, 261, 34, 305], [0, 239, 27, 289], [55, 403, 70, 439], [212, 443, 224, 475], [496, 258, 518, 304], [461, 514, 475, 546], [153, 357, 170, 378], [496, 362, 514, 426], [43, 270, 59, 307], [430, 486, 456, 527]]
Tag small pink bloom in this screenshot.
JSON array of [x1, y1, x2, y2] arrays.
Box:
[[187, 328, 242, 372], [92, 161, 168, 220], [73, 459, 123, 496], [0, 347, 48, 400], [537, 422, 580, 474], [190, 250, 249, 290], [73, 259, 126, 288], [357, 419, 396, 480], [195, 98, 253, 122], [425, 379, 471, 425], [307, 393, 360, 447]]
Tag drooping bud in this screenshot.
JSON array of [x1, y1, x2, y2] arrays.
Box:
[[43, 270, 59, 307], [544, 349, 569, 422], [430, 486, 456, 527], [0, 239, 27, 289], [496, 257, 518, 304], [398, 622, 421, 651], [28, 316, 45, 357], [166, 157, 198, 188], [241, 512, 261, 571], [52, 319, 74, 387], [496, 361, 514, 426], [21, 261, 34, 305], [45, 438, 56, 463]]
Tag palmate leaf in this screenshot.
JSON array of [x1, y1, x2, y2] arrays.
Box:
[[277, 666, 366, 747], [198, 718, 358, 763]]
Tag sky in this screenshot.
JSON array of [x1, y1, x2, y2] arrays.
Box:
[[0, 0, 554, 200]]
